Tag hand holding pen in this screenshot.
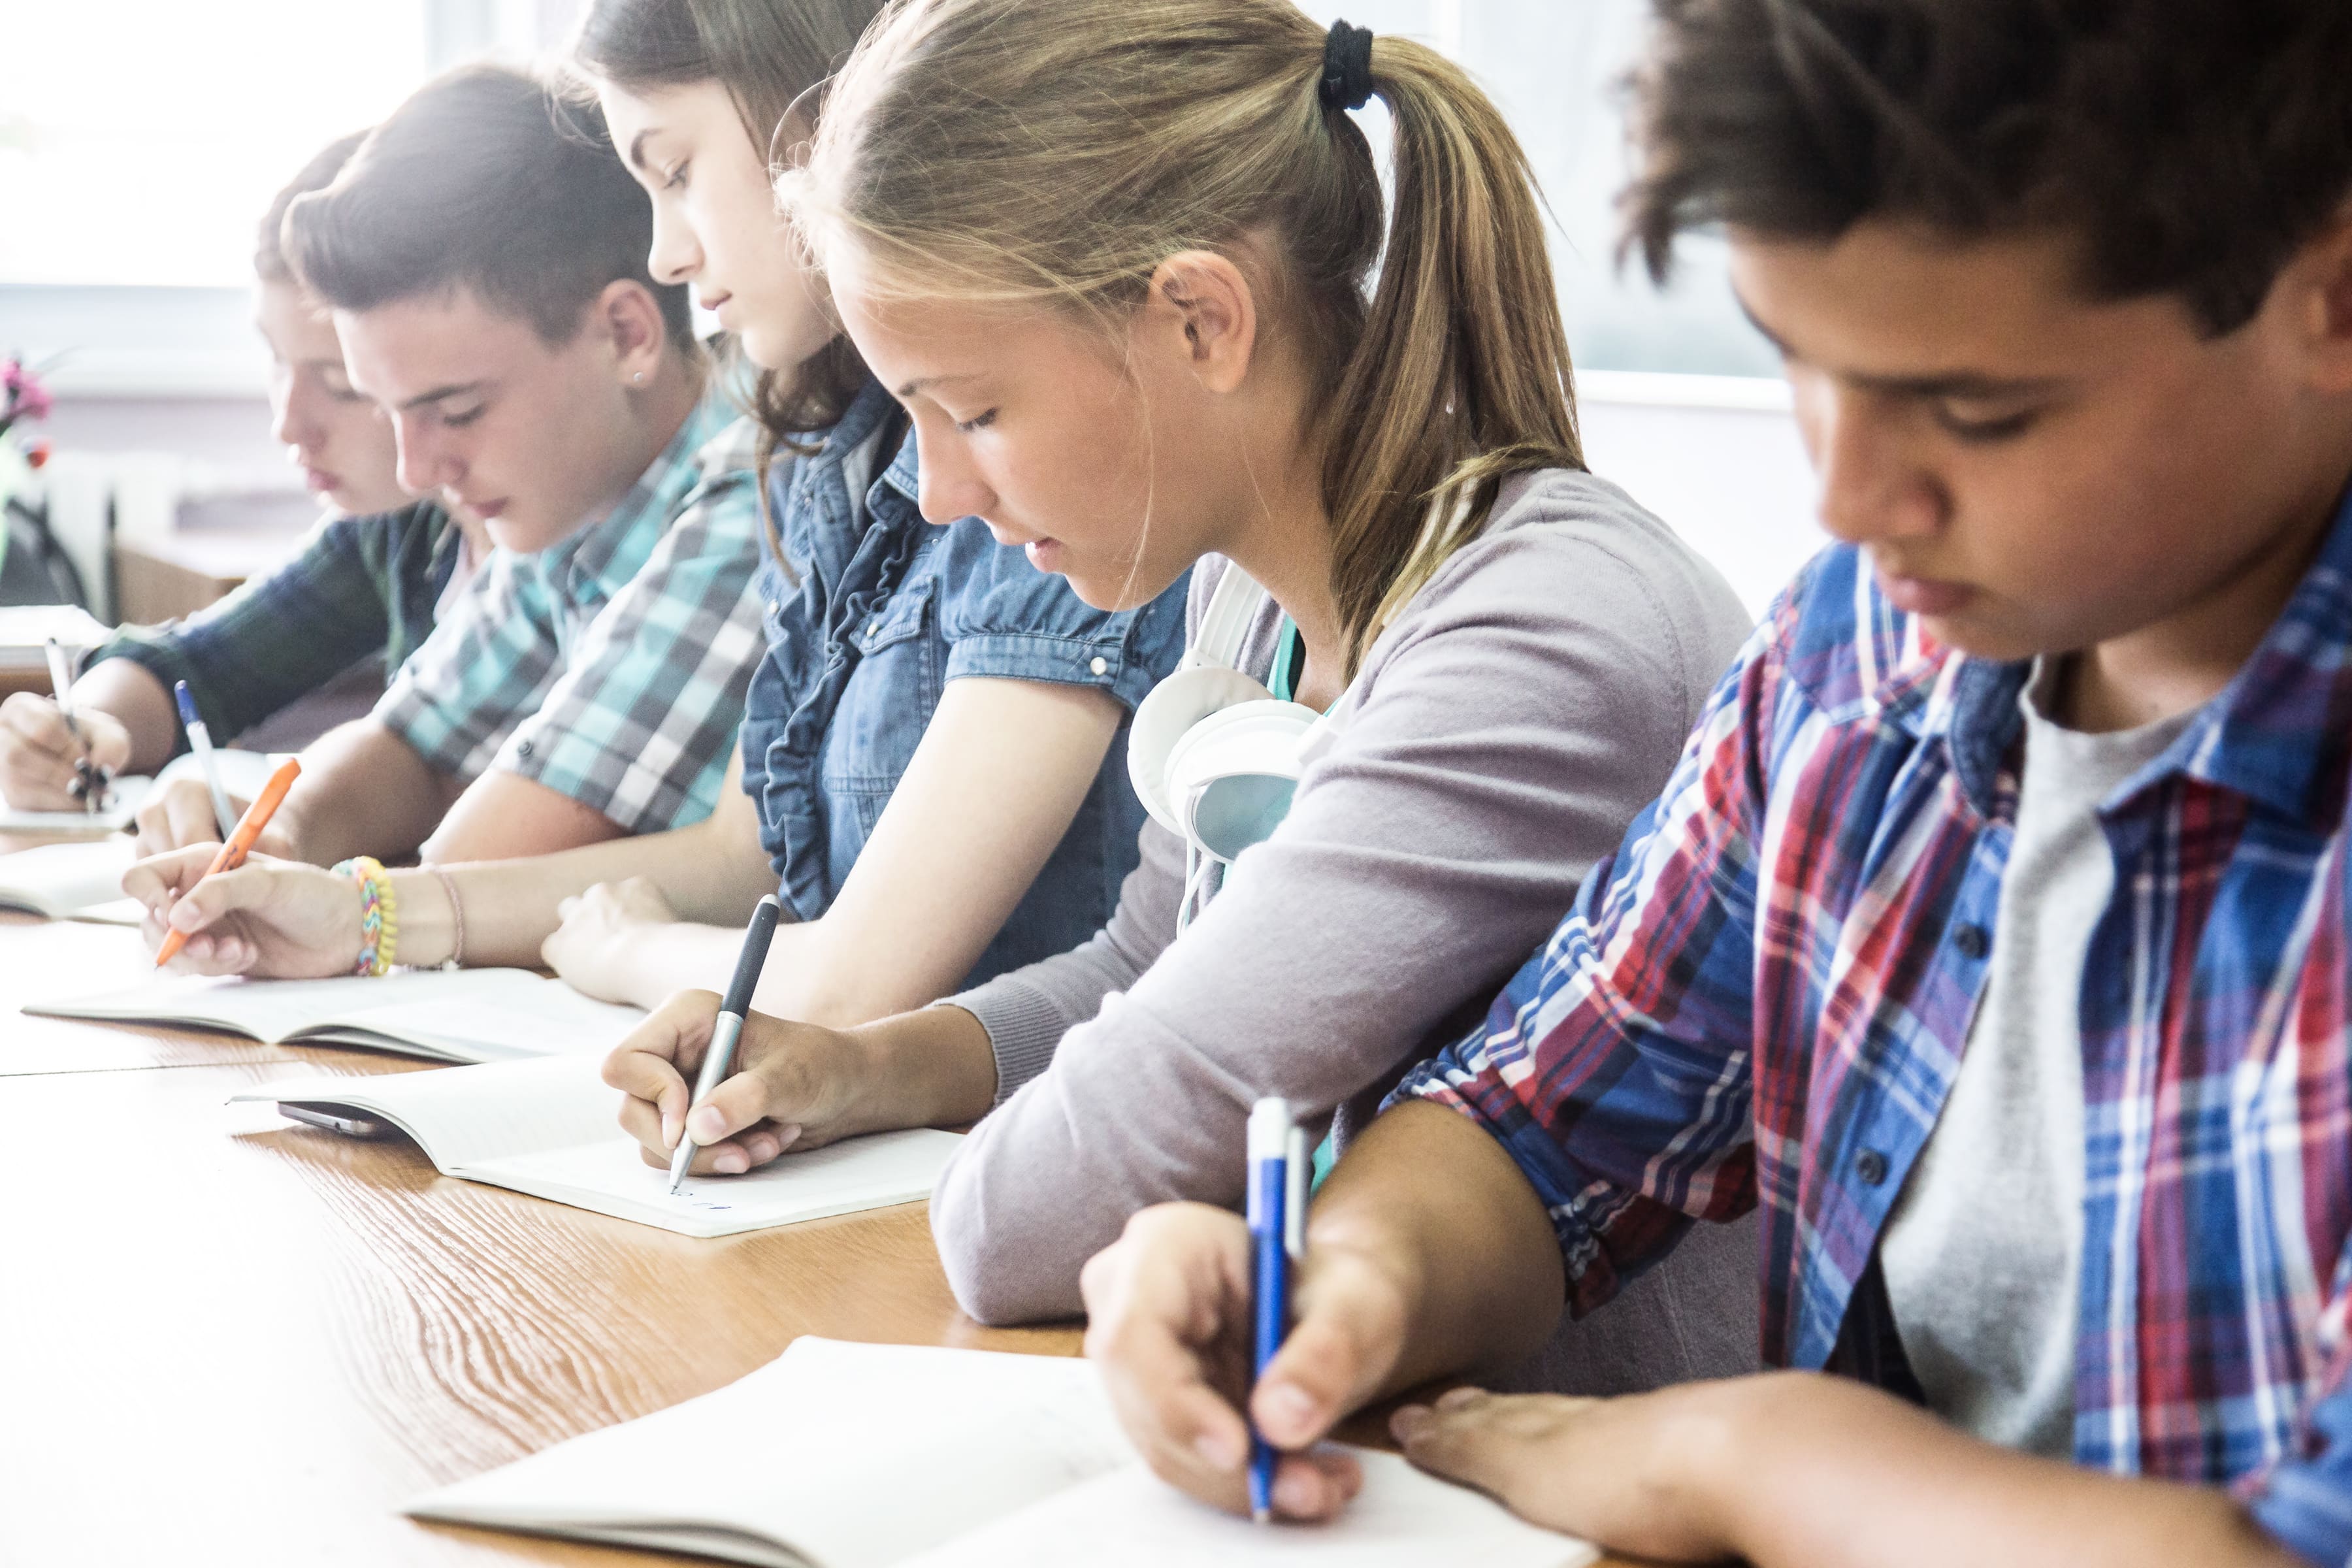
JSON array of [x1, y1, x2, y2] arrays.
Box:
[[152, 756, 302, 968], [43, 636, 110, 812], [667, 894, 785, 1194]]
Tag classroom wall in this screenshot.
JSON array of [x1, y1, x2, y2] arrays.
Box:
[[27, 372, 1829, 623]]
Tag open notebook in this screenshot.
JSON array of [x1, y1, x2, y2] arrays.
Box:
[[0, 837, 144, 923], [408, 1337, 1596, 1567], [231, 1054, 963, 1239], [26, 967, 648, 1063], [0, 772, 154, 834]]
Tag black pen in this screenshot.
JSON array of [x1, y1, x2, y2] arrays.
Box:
[[668, 894, 784, 1194]]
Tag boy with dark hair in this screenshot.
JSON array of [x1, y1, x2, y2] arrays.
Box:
[[0, 130, 472, 815], [1079, 1, 2352, 1563], [137, 63, 766, 866]]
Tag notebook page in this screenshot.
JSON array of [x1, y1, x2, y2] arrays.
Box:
[[67, 896, 149, 927], [29, 967, 633, 1052], [0, 774, 154, 834], [459, 1127, 963, 1239], [0, 838, 135, 919], [231, 1054, 622, 1171], [408, 1339, 1130, 1568], [900, 1448, 1599, 1568], [318, 982, 646, 1062]]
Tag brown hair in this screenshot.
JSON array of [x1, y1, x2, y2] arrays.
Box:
[[286, 65, 693, 351], [571, 0, 886, 461], [787, 0, 1584, 671], [1625, 0, 2352, 336], [255, 131, 368, 284]]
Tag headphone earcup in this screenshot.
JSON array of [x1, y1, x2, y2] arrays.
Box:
[[1162, 698, 1323, 862], [1127, 666, 1279, 838]]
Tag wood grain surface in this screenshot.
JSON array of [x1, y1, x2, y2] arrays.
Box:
[[0, 917, 1642, 1568]]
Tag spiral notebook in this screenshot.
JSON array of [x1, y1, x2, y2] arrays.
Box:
[[407, 1337, 1597, 1567]]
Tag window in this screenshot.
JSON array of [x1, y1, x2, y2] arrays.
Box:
[[0, 2, 438, 287], [1302, 0, 1778, 379]]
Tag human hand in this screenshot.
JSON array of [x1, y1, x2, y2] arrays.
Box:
[[1081, 1200, 1441, 1522], [543, 877, 680, 1007], [0, 692, 132, 811], [1392, 1378, 1765, 1562], [601, 990, 886, 1175], [123, 844, 363, 978], [131, 776, 295, 859]]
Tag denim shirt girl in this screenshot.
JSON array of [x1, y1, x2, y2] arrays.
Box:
[[740, 376, 1189, 990]]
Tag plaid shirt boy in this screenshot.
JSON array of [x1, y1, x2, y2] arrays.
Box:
[[378, 389, 765, 834], [1397, 487, 2352, 1563], [94, 500, 456, 759]]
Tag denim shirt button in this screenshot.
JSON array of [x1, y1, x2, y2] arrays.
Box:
[[1953, 923, 1990, 960], [515, 739, 534, 760], [1855, 1149, 1889, 1186], [1089, 656, 1108, 676]]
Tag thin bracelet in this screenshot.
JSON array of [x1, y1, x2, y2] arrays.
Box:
[[427, 864, 466, 970], [333, 856, 399, 976]]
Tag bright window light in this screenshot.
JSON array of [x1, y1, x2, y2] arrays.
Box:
[[0, 1, 433, 286]]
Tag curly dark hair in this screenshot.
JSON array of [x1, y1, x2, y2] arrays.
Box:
[[1625, 0, 2352, 336]]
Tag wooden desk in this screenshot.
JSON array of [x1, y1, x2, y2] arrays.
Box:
[[0, 918, 1638, 1567]]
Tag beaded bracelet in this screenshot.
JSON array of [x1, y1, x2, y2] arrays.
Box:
[[332, 855, 399, 977]]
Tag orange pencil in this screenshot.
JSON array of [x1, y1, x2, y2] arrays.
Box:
[[153, 756, 303, 968]]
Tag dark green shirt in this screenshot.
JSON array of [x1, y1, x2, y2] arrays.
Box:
[[93, 500, 457, 758]]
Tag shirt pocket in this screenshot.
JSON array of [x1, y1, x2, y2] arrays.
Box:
[[818, 578, 945, 844]]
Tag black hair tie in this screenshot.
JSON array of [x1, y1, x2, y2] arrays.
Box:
[[1319, 19, 1375, 112]]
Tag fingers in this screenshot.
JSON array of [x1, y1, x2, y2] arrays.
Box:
[[1390, 1388, 1599, 1518], [134, 778, 227, 857], [122, 843, 236, 909], [1250, 1253, 1411, 1452], [1083, 1205, 1260, 1512], [0, 693, 83, 808], [602, 990, 719, 1152], [684, 1070, 797, 1157]]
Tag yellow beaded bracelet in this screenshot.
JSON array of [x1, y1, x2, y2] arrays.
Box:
[[333, 855, 399, 977]]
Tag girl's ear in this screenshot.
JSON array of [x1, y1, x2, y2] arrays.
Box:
[[1143, 250, 1259, 396]]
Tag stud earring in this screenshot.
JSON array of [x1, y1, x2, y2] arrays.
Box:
[[632, 370, 645, 385]]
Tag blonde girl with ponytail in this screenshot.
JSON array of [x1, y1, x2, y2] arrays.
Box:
[[608, 0, 1759, 1347]]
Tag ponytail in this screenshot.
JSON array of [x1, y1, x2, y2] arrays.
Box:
[[794, 0, 1583, 671]]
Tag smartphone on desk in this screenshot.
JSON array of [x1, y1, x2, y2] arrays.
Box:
[[278, 1103, 392, 1139]]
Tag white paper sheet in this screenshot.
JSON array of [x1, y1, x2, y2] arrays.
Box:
[[0, 774, 153, 834], [408, 1340, 1130, 1568], [0, 837, 135, 918], [899, 1450, 1598, 1568], [31, 967, 645, 1060], [465, 1126, 962, 1239]]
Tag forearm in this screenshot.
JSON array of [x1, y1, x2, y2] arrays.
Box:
[[842, 1003, 999, 1134], [1699, 1374, 2300, 1568], [280, 719, 463, 865], [71, 661, 179, 774], [1312, 1100, 1567, 1396]]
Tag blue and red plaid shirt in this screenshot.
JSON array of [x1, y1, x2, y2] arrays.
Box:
[[1396, 485, 2352, 1563]]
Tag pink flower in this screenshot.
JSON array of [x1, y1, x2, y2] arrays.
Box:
[[3, 357, 52, 423]]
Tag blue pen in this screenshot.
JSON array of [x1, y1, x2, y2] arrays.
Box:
[[1246, 1096, 1310, 1522], [174, 681, 238, 841]]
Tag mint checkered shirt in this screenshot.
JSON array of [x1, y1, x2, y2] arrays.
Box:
[[376, 389, 765, 832]]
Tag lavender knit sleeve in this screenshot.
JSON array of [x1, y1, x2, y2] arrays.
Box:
[[931, 472, 1757, 1325]]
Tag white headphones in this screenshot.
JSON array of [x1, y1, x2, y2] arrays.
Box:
[[1128, 564, 1327, 867]]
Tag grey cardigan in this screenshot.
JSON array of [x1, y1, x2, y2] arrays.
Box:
[[934, 468, 1757, 1326]]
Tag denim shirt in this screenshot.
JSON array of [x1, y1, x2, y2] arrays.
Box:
[[740, 377, 1190, 990]]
